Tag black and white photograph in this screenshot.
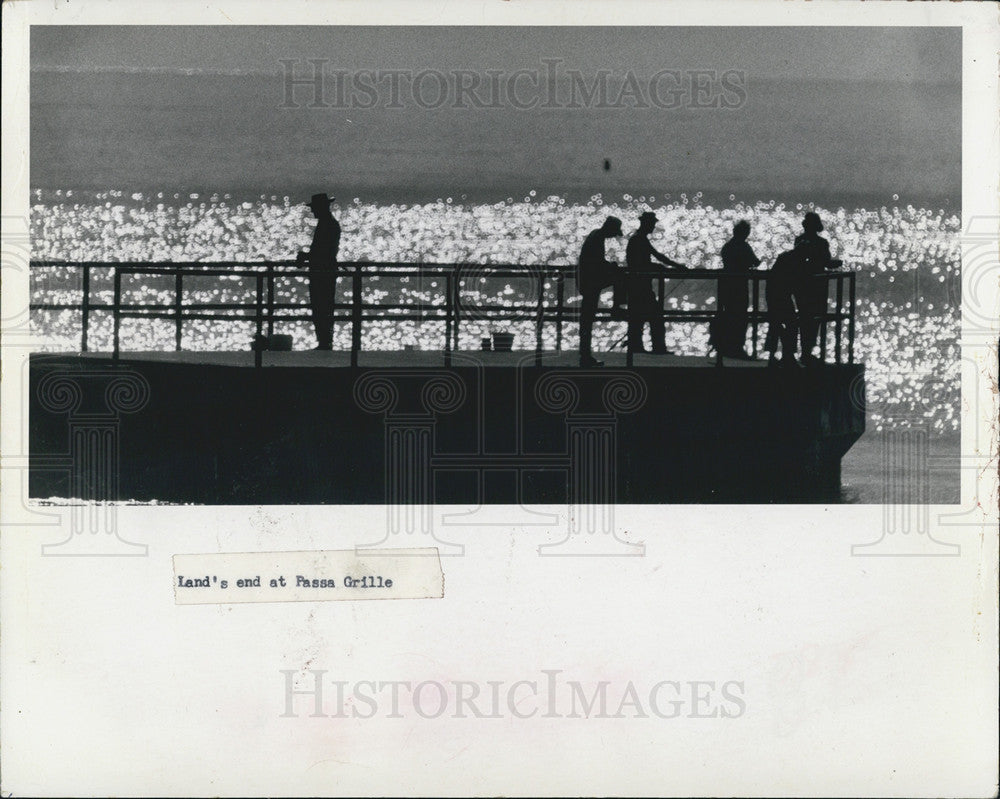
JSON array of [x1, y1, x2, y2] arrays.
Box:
[[24, 23, 965, 506], [2, 1, 997, 796]]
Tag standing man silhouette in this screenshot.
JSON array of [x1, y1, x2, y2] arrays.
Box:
[[714, 220, 761, 359], [793, 211, 841, 365], [765, 245, 802, 367], [577, 216, 624, 367], [625, 211, 687, 354], [297, 193, 341, 350]]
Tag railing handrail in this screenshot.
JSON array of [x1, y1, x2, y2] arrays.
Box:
[[31, 258, 854, 275], [30, 259, 857, 368]]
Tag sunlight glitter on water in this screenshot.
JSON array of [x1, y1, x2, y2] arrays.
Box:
[[30, 192, 961, 434]]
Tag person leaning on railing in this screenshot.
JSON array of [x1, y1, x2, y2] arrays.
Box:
[[577, 216, 626, 368], [764, 245, 801, 367], [625, 211, 687, 355]]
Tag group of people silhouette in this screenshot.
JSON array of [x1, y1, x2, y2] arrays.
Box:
[[576, 209, 842, 367], [297, 192, 841, 367], [764, 212, 844, 367]]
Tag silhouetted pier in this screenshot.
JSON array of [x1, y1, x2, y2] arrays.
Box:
[[29, 260, 864, 503]]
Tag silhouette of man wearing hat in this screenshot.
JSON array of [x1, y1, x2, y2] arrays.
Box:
[[577, 216, 625, 367], [793, 211, 842, 365], [297, 193, 341, 350], [625, 211, 687, 354]]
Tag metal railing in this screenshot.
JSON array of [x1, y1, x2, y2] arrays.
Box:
[[29, 260, 857, 368]]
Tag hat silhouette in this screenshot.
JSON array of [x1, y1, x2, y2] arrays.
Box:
[[639, 211, 658, 224], [802, 212, 823, 232], [306, 192, 336, 209]]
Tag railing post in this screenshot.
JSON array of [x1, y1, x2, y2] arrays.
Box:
[[351, 267, 362, 367], [112, 268, 121, 362], [848, 272, 856, 365], [555, 271, 565, 352], [534, 268, 545, 367], [174, 270, 183, 351], [451, 269, 461, 353], [751, 274, 759, 359], [254, 274, 264, 369], [819, 274, 829, 363], [444, 271, 453, 367], [81, 264, 90, 353], [266, 264, 275, 338], [657, 274, 666, 364], [834, 274, 844, 364], [715, 272, 724, 367], [626, 272, 638, 367]]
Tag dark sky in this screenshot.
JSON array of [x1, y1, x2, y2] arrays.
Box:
[[32, 26, 960, 83]]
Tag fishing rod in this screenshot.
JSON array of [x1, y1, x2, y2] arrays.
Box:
[[607, 267, 692, 351]]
